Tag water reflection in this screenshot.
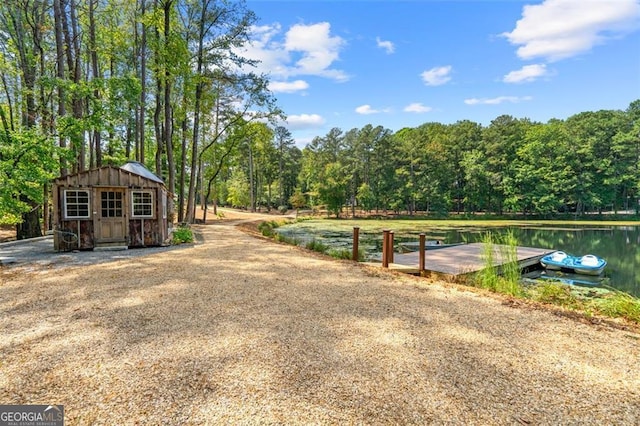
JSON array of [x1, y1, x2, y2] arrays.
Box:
[[277, 223, 640, 297]]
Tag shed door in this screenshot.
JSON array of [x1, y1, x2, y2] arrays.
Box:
[[96, 188, 127, 244]]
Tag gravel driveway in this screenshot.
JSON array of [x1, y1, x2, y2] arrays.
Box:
[[1, 216, 639, 425], [0, 235, 187, 270]]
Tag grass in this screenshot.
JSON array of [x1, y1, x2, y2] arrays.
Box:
[[328, 248, 365, 261], [526, 282, 581, 308], [525, 281, 640, 324], [588, 290, 640, 323]]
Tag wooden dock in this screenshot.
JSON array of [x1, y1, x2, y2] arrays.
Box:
[[368, 243, 553, 279]]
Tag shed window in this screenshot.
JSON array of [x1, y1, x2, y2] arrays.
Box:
[[64, 190, 90, 219], [132, 191, 153, 218], [101, 191, 123, 217]]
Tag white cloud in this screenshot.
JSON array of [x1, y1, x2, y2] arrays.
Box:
[[242, 24, 290, 76], [355, 105, 378, 114], [464, 96, 533, 105], [421, 66, 452, 86], [376, 37, 395, 54], [285, 22, 348, 81], [269, 80, 309, 93], [292, 136, 314, 149], [355, 104, 391, 115], [285, 114, 326, 130], [503, 0, 640, 62], [243, 22, 348, 83], [404, 103, 433, 113], [503, 64, 548, 83]]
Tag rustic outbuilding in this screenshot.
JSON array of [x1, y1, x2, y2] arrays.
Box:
[[52, 161, 170, 251]]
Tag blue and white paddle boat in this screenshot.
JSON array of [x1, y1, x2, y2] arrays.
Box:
[[540, 251, 607, 276]]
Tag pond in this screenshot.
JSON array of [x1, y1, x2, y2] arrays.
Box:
[[276, 220, 640, 298]]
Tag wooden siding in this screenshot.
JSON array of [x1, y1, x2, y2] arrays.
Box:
[[129, 219, 162, 247], [56, 219, 94, 251], [52, 166, 165, 190]]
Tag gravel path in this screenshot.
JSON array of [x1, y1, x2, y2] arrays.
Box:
[[1, 215, 639, 425]]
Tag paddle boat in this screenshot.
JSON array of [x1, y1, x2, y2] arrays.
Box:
[[540, 251, 607, 276]]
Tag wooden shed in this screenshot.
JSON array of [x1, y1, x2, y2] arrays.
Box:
[[52, 161, 170, 251]]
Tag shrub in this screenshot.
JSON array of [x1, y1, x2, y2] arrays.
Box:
[[172, 225, 194, 244], [306, 239, 329, 254], [278, 205, 289, 215]]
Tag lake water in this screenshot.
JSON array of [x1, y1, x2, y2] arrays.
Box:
[[276, 223, 640, 298]]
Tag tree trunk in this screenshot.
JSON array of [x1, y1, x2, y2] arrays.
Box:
[[53, 0, 68, 175], [249, 143, 255, 212], [89, 0, 102, 167], [60, 0, 85, 171], [178, 117, 187, 222], [43, 183, 50, 233], [16, 197, 42, 240], [138, 0, 147, 164], [185, 0, 207, 223], [163, 0, 175, 221]]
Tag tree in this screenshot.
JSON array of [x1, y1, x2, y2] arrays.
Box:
[[226, 167, 250, 208], [317, 162, 348, 218], [565, 110, 625, 214], [356, 182, 374, 213], [274, 126, 294, 206], [0, 0, 52, 237], [0, 129, 59, 228], [447, 120, 483, 213], [481, 115, 533, 214], [289, 189, 306, 217], [504, 121, 569, 215]]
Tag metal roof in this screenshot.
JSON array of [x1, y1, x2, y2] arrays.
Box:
[[120, 161, 164, 184]]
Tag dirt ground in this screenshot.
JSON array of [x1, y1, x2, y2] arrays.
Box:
[[1, 208, 639, 425], [0, 226, 13, 243]]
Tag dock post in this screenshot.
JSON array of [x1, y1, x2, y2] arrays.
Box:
[[382, 230, 389, 268], [419, 233, 425, 273], [352, 226, 360, 261], [388, 231, 394, 264]]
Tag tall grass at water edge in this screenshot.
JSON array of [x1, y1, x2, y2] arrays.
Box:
[[474, 231, 523, 297]]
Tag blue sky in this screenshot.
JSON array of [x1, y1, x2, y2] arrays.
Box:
[[242, 0, 640, 147]]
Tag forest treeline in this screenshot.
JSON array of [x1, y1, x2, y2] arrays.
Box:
[[0, 1, 638, 239], [296, 101, 640, 218]]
